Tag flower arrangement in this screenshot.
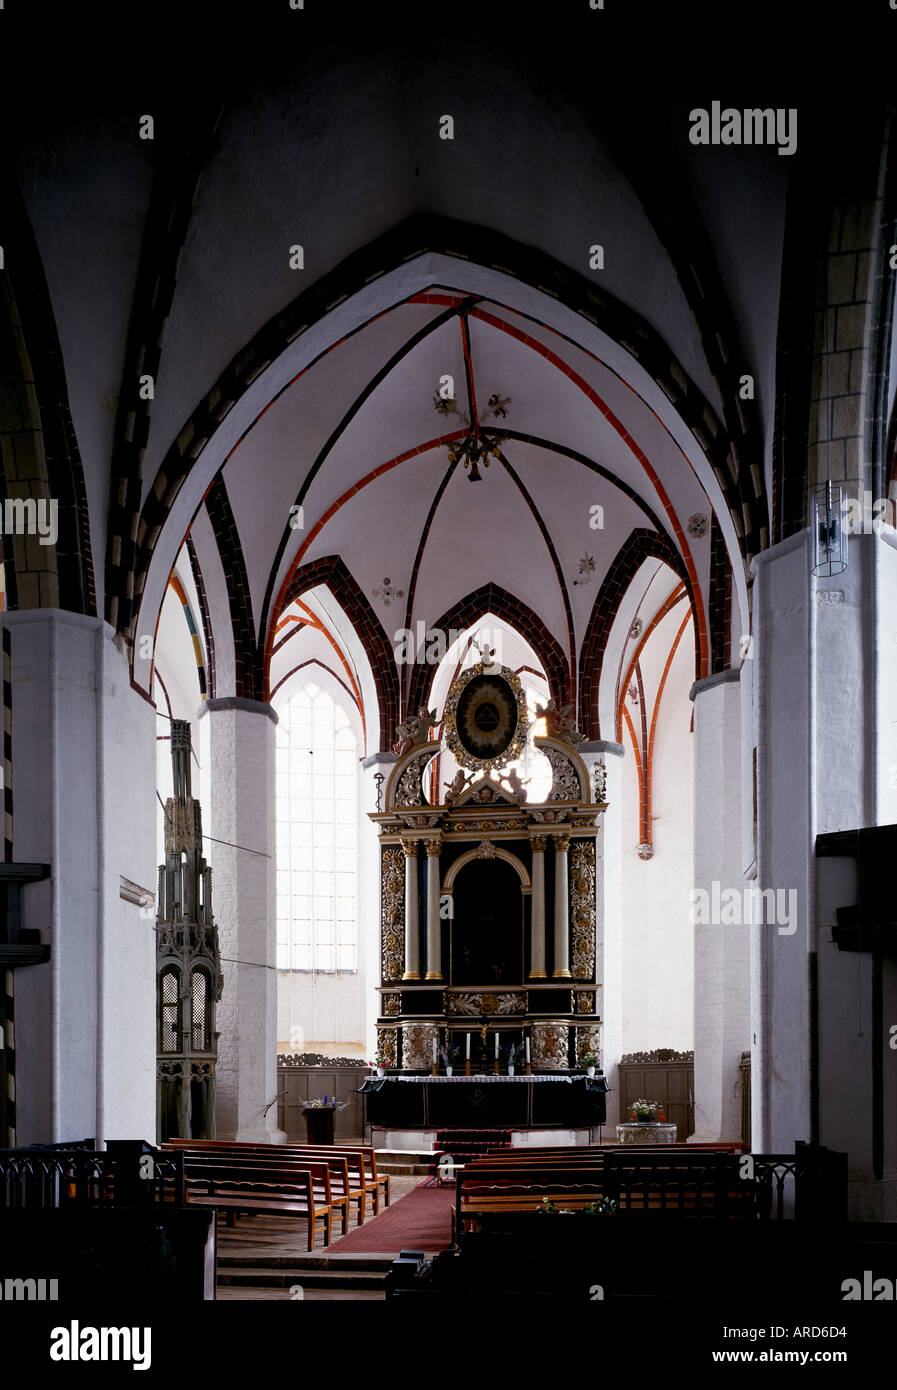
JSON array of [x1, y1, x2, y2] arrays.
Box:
[[537, 1196, 617, 1216], [582, 1051, 599, 1068], [369, 1050, 395, 1070], [504, 1043, 524, 1067], [303, 1095, 350, 1110], [440, 1044, 461, 1067], [629, 1098, 666, 1122]]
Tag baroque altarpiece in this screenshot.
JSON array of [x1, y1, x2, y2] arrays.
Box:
[[371, 657, 607, 1072], [155, 720, 224, 1141]]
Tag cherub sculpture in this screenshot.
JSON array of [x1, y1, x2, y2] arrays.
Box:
[[443, 769, 470, 806], [535, 698, 585, 747], [501, 767, 528, 805]]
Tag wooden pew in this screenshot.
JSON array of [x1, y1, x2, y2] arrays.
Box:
[[164, 1148, 360, 1232], [178, 1160, 332, 1250], [164, 1139, 375, 1217]]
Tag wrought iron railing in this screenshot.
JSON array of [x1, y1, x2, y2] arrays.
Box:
[[0, 1147, 185, 1209], [601, 1144, 845, 1221]]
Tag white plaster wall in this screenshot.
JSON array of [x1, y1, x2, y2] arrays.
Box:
[[6, 613, 156, 1144], [276, 971, 366, 1055], [620, 639, 695, 1056]]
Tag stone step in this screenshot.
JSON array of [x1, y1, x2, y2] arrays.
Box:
[[376, 1161, 435, 1176], [219, 1253, 395, 1271], [218, 1267, 388, 1290]]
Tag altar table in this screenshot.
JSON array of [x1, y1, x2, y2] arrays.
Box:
[[358, 1074, 607, 1128], [616, 1122, 677, 1144]]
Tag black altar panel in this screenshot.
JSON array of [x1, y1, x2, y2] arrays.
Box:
[[359, 1077, 607, 1128]]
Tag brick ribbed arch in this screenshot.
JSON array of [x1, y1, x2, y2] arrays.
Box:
[[578, 528, 695, 740], [278, 555, 400, 750], [128, 212, 750, 650], [406, 583, 570, 720]]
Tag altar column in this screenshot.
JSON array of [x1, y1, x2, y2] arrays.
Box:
[[530, 836, 547, 978], [402, 839, 421, 980], [424, 838, 443, 980], [552, 834, 571, 978]]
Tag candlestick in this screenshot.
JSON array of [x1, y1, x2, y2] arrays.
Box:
[[465, 1058, 471, 1076]]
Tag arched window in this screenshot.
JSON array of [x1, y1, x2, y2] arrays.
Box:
[[190, 968, 210, 1051], [159, 966, 180, 1052], [275, 682, 358, 972]]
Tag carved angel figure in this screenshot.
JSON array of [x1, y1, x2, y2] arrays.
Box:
[[393, 707, 439, 757], [501, 767, 528, 804], [536, 698, 586, 747], [443, 769, 470, 805]]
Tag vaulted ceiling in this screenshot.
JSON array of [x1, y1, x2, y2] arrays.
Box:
[[3, 0, 892, 751]]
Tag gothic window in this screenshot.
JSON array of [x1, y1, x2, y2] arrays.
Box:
[[159, 966, 180, 1053], [190, 968, 209, 1051], [275, 682, 358, 972]]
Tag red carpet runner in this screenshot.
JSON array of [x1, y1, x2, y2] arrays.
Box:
[[325, 1180, 455, 1254]]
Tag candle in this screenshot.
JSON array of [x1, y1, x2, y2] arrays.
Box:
[[525, 1037, 530, 1063], [495, 1031, 500, 1058], [466, 1033, 470, 1059], [433, 1037, 437, 1064]]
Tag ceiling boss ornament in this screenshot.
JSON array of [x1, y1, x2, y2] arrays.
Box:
[[433, 388, 511, 482], [443, 659, 529, 772]]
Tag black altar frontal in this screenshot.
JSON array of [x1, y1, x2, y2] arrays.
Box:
[[370, 656, 607, 1100], [359, 1074, 608, 1128]]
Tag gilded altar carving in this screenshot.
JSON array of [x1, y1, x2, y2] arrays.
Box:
[[394, 745, 438, 807], [477, 839, 497, 858], [382, 992, 401, 1016], [377, 1026, 399, 1066], [570, 840, 596, 980], [575, 1024, 602, 1063], [540, 743, 584, 802], [531, 1020, 569, 1070], [444, 991, 527, 1016], [381, 846, 405, 982], [574, 991, 594, 1013], [401, 1021, 438, 1069]]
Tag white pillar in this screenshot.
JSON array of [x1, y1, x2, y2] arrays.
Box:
[[424, 838, 443, 980], [552, 834, 571, 978], [5, 612, 157, 1144], [529, 836, 547, 978], [690, 670, 748, 1142], [198, 697, 277, 1142], [751, 529, 897, 1213], [402, 839, 420, 979]]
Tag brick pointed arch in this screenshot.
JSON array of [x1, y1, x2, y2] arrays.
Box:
[[405, 583, 570, 721], [276, 555, 400, 750], [578, 528, 696, 740], [128, 211, 754, 646]]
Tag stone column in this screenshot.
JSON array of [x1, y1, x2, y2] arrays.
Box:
[[424, 838, 443, 981], [402, 839, 420, 980], [690, 670, 748, 1142], [552, 834, 571, 978], [529, 836, 547, 978], [198, 697, 277, 1142]]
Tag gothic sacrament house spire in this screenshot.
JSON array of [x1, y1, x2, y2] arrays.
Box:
[[156, 720, 224, 1141]]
